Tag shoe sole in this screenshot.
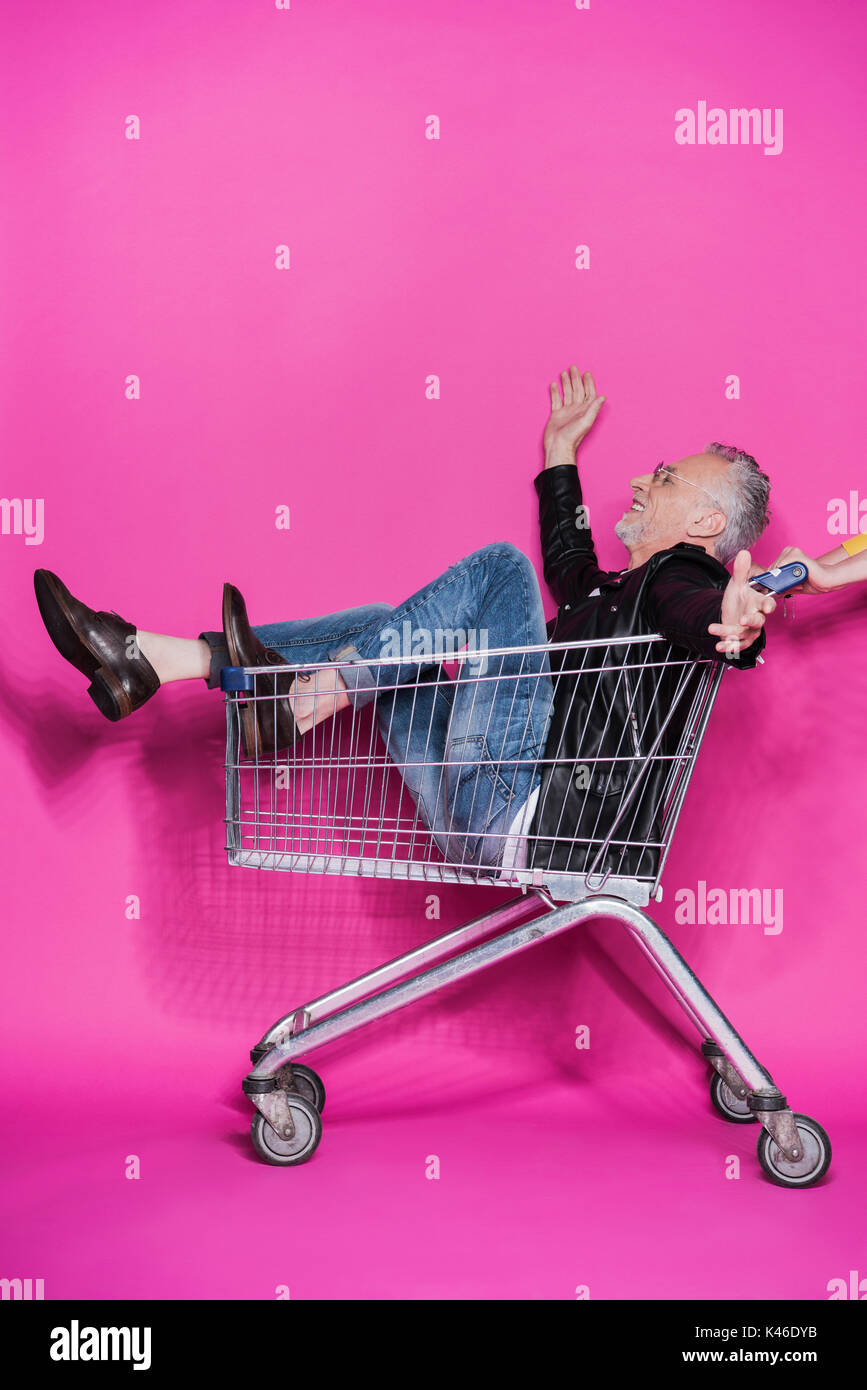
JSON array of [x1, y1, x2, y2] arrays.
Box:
[[222, 583, 262, 759], [34, 569, 130, 721]]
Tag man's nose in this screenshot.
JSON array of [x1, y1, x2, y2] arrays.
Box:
[[630, 473, 651, 490]]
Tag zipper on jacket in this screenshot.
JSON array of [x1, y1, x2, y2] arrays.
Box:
[[629, 710, 641, 754], [622, 666, 642, 756]]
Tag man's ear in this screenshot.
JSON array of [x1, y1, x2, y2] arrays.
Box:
[[686, 509, 727, 543]]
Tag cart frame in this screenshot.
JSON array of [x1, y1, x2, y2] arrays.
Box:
[[220, 634, 831, 1185]]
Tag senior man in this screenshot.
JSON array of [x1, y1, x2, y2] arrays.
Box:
[[34, 365, 774, 873]]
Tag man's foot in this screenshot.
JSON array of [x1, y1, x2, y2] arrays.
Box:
[[33, 569, 160, 721], [222, 583, 299, 757], [289, 667, 351, 735]]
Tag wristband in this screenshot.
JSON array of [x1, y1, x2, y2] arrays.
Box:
[[841, 532, 867, 556]]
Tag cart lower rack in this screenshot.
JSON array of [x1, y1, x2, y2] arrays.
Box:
[[221, 633, 830, 1186]]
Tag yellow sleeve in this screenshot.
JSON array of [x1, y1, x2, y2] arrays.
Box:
[[841, 533, 867, 556]]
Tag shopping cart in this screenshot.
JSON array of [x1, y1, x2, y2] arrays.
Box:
[[221, 633, 831, 1186]]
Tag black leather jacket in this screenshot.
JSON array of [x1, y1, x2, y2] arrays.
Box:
[[528, 464, 765, 879]]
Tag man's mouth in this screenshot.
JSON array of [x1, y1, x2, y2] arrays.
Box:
[[628, 497, 646, 513]]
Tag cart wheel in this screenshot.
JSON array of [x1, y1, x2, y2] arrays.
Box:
[[250, 1096, 322, 1167], [709, 1070, 755, 1123], [756, 1114, 831, 1188], [275, 1062, 326, 1113]]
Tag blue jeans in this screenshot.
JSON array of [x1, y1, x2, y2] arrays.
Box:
[[201, 544, 554, 868]]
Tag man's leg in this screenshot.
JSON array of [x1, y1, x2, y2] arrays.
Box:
[[194, 602, 397, 692], [104, 544, 553, 866], [349, 543, 554, 867], [134, 632, 211, 682]]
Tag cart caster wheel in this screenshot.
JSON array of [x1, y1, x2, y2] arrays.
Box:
[[249, 1045, 326, 1112], [756, 1114, 831, 1188], [709, 1070, 755, 1123], [275, 1062, 326, 1113], [250, 1096, 322, 1167]]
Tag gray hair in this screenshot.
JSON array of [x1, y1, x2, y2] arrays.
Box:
[[703, 442, 771, 565]]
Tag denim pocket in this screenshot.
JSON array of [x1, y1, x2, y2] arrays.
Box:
[[443, 734, 520, 862]]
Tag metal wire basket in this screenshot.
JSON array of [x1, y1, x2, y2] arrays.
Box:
[[222, 634, 724, 907]]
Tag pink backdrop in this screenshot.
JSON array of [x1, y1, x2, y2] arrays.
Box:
[[2, 0, 865, 1300]]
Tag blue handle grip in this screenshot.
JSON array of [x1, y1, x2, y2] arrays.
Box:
[[220, 666, 255, 692], [748, 560, 808, 596]]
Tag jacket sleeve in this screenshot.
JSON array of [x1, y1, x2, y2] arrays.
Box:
[[534, 463, 609, 606], [641, 554, 767, 669]]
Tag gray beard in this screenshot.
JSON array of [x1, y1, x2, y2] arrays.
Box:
[[614, 514, 649, 545]]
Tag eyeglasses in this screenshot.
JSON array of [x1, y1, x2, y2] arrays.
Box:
[[652, 461, 723, 512]]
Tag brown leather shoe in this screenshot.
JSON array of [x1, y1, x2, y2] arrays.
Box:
[[34, 569, 160, 722], [222, 583, 298, 758]]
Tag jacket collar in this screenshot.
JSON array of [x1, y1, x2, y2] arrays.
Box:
[[615, 541, 730, 584]]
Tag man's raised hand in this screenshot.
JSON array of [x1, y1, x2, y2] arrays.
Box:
[[708, 549, 777, 656], [543, 364, 606, 466]]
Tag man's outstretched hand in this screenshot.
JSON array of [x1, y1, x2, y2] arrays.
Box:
[[543, 364, 606, 467], [708, 549, 777, 656]]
